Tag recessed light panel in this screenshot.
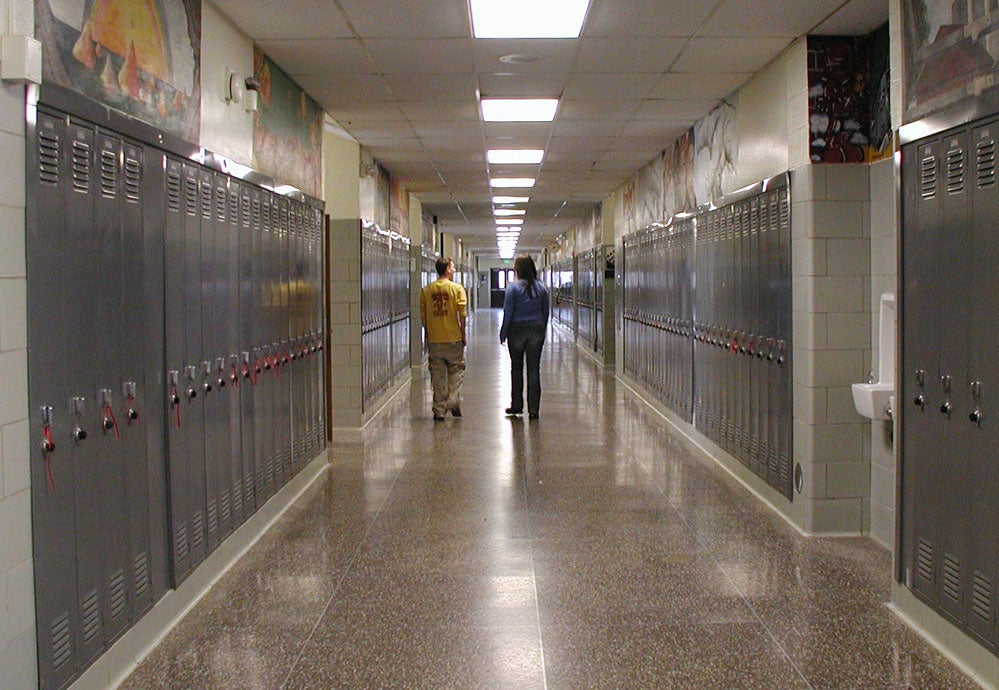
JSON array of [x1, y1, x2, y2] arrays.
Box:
[[489, 177, 535, 188], [470, 0, 590, 38], [493, 196, 530, 204], [487, 149, 544, 165], [481, 99, 558, 122]]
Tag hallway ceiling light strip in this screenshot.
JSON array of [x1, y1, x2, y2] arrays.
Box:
[[469, 0, 591, 38]]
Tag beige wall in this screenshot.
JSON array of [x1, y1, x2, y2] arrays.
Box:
[[200, 3, 255, 165], [0, 1, 38, 686], [323, 126, 361, 220]]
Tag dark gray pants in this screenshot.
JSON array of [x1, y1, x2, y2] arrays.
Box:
[[507, 320, 545, 414]]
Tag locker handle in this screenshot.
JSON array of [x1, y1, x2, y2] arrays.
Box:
[[939, 400, 952, 418], [73, 425, 88, 442], [913, 394, 925, 410], [102, 403, 120, 440], [41, 422, 56, 491], [969, 409, 982, 426]]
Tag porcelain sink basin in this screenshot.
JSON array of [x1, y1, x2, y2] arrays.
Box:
[[852, 382, 894, 420]]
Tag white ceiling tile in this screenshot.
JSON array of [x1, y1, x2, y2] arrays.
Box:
[[558, 100, 643, 120], [382, 74, 478, 101], [619, 120, 691, 139], [553, 120, 624, 137], [482, 122, 554, 141], [583, 0, 716, 37], [573, 37, 686, 72], [562, 72, 662, 100], [399, 101, 481, 121], [699, 0, 847, 37], [647, 72, 751, 101], [337, 0, 471, 38], [325, 102, 406, 124], [473, 39, 579, 73], [412, 121, 484, 139], [365, 39, 475, 74], [477, 73, 568, 99], [258, 39, 375, 76], [547, 135, 618, 154], [633, 98, 722, 120], [672, 37, 793, 73], [294, 74, 394, 103], [212, 0, 354, 40]]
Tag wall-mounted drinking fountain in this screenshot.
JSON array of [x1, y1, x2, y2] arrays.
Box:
[[853, 293, 895, 420]]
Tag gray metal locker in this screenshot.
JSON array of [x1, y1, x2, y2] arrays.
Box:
[[901, 115, 998, 653]]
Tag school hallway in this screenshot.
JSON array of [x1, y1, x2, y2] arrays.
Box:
[[119, 310, 976, 689]]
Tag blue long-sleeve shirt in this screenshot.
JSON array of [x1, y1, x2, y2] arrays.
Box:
[[500, 279, 550, 342]]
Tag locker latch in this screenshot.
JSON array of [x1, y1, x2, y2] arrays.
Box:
[[939, 374, 952, 418], [969, 381, 983, 427], [100, 388, 120, 439], [71, 396, 88, 442], [168, 370, 181, 428], [185, 365, 198, 399], [40, 406, 56, 491], [913, 369, 926, 410], [123, 381, 140, 425], [229, 355, 240, 387], [202, 361, 213, 393], [216, 358, 227, 389]]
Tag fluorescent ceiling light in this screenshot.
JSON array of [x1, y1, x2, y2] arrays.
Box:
[[496, 227, 521, 234], [470, 0, 590, 38], [481, 99, 558, 122], [493, 196, 530, 204], [487, 149, 544, 165], [489, 177, 535, 188], [494, 209, 526, 217], [495, 218, 524, 225], [499, 250, 516, 259]]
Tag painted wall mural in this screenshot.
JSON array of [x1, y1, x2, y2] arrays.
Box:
[[36, 0, 201, 141], [902, 0, 999, 123], [663, 130, 696, 219], [693, 102, 737, 203], [390, 175, 409, 236], [252, 47, 323, 198]]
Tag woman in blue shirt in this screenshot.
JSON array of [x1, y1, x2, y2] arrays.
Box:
[[499, 255, 550, 419]]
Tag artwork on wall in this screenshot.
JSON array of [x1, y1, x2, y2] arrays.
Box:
[[693, 102, 737, 203], [663, 129, 695, 219], [252, 47, 323, 198], [390, 176, 409, 236], [631, 154, 664, 232], [902, 0, 999, 123], [808, 36, 872, 164], [35, 0, 201, 141]]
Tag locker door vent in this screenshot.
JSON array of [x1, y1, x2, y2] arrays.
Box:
[[81, 588, 101, 642], [972, 571, 992, 623], [946, 148, 964, 195], [51, 612, 72, 669], [917, 539, 934, 583], [201, 181, 213, 218], [100, 149, 117, 198], [133, 550, 150, 599], [174, 525, 189, 562], [192, 511, 205, 550], [215, 185, 226, 222], [38, 130, 60, 185], [778, 196, 789, 227], [241, 194, 252, 226], [920, 156, 937, 198], [942, 554, 961, 603], [207, 500, 218, 537], [108, 569, 127, 620], [232, 482, 242, 515], [124, 156, 141, 201], [220, 490, 231, 526], [185, 176, 198, 215], [244, 475, 254, 505], [72, 141, 91, 193], [976, 139, 995, 188], [167, 171, 182, 211], [229, 190, 239, 221]]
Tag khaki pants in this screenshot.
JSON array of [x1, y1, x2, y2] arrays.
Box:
[[427, 341, 465, 416]]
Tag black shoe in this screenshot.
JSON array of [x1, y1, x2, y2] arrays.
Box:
[[528, 412, 539, 420], [505, 407, 522, 415], [451, 406, 462, 418], [433, 413, 445, 421]]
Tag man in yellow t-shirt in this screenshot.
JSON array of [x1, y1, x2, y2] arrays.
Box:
[[420, 257, 468, 420]]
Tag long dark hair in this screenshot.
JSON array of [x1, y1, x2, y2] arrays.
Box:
[[513, 254, 538, 297]]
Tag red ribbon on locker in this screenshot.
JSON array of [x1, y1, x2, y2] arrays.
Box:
[[42, 423, 56, 492], [103, 402, 120, 440]]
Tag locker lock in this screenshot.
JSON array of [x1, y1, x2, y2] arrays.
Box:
[[123, 381, 140, 423], [939, 400, 953, 418], [40, 406, 56, 454], [71, 397, 87, 442], [168, 371, 181, 406], [202, 362, 213, 393], [229, 356, 240, 386], [100, 388, 119, 439], [242, 352, 252, 379], [185, 365, 198, 399], [969, 381, 983, 426]]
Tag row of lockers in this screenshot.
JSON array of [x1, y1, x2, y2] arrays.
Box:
[[27, 104, 326, 690], [900, 114, 998, 652], [621, 174, 793, 498], [360, 221, 410, 410]]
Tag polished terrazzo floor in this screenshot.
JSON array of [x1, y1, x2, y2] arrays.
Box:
[[120, 310, 980, 689]]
